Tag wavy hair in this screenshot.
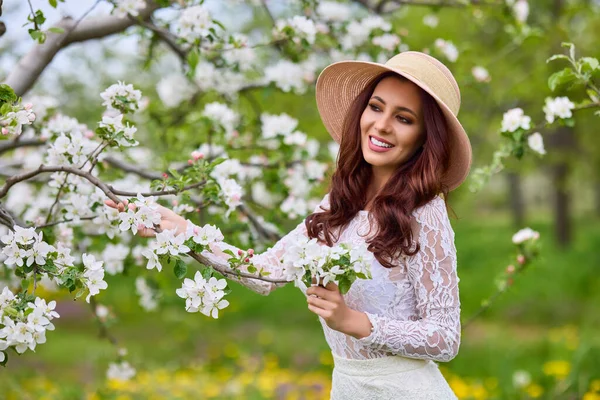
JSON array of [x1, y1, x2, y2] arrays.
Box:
[[306, 72, 451, 268]]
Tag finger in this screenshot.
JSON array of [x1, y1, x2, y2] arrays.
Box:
[[307, 296, 336, 311], [306, 286, 332, 300], [136, 226, 156, 238], [307, 304, 331, 319], [325, 282, 339, 291]]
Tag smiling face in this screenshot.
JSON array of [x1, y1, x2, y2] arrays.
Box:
[[360, 76, 425, 181]]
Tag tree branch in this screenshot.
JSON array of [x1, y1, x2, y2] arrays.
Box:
[[0, 138, 46, 155], [4, 0, 169, 97]]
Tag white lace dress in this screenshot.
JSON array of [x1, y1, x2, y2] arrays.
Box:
[[203, 193, 460, 399]]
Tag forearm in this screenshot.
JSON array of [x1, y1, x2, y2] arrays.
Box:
[[342, 309, 373, 339]]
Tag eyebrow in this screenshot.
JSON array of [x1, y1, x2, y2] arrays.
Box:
[[371, 96, 419, 119]]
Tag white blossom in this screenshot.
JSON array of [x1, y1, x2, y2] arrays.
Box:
[[113, 0, 146, 18], [177, 5, 214, 43], [472, 66, 491, 83], [512, 227, 540, 244], [527, 132, 546, 155], [100, 81, 142, 113], [220, 179, 243, 216], [107, 361, 136, 381], [202, 102, 240, 138], [316, 1, 352, 22], [156, 74, 195, 108], [501, 108, 531, 132], [434, 39, 459, 62], [423, 14, 439, 27], [372, 34, 400, 51], [543, 96, 575, 124], [274, 16, 317, 45], [512, 0, 529, 23], [264, 60, 308, 93]]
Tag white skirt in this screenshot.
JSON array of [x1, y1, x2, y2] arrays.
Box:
[[330, 354, 458, 400]]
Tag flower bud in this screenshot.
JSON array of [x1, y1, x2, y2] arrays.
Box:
[[162, 173, 168, 179], [24, 103, 33, 110], [191, 151, 204, 160], [1, 128, 8, 135], [248, 249, 254, 256], [244, 258, 249, 263], [506, 265, 515, 274], [188, 159, 194, 165], [237, 249, 243, 256], [517, 255, 526, 265]]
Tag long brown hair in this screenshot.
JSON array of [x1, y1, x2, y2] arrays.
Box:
[[306, 72, 451, 268]]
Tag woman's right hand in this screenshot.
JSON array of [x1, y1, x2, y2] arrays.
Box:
[[104, 199, 188, 238]]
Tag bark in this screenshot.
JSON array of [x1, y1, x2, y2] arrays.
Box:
[[506, 171, 525, 229]]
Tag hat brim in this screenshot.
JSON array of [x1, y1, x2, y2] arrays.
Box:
[[315, 60, 472, 191]]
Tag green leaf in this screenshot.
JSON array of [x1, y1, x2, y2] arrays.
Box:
[[28, 29, 45, 43], [187, 49, 200, 72], [247, 265, 257, 274], [49, 0, 58, 8], [174, 259, 187, 279], [561, 42, 575, 60], [548, 68, 577, 92], [338, 278, 351, 295], [546, 54, 570, 64], [48, 27, 64, 34], [580, 57, 599, 74], [0, 84, 17, 104]]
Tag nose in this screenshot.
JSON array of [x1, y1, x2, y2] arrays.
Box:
[[373, 113, 392, 134]]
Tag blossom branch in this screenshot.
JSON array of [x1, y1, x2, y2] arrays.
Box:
[[133, 17, 187, 61], [0, 138, 46, 155]]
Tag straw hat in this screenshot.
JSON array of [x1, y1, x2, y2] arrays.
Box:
[[315, 51, 472, 191]]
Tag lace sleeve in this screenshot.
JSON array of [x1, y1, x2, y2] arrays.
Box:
[[200, 194, 330, 296], [357, 196, 461, 362]]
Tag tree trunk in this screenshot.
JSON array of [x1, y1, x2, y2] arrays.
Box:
[[506, 171, 525, 229]]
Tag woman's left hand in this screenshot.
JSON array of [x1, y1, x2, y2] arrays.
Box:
[[306, 282, 372, 339]]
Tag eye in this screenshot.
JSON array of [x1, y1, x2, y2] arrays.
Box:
[[396, 115, 411, 124], [368, 103, 381, 112]]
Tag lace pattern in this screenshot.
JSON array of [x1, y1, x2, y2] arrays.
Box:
[[208, 193, 461, 362]]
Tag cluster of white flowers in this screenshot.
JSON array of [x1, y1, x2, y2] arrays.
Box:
[[328, 141, 340, 161], [99, 114, 138, 147], [274, 16, 317, 45], [140, 228, 190, 272], [107, 360, 136, 381], [501, 108, 531, 132], [281, 235, 373, 289], [264, 60, 310, 94], [176, 5, 214, 43], [46, 131, 98, 166], [156, 74, 195, 108], [342, 16, 391, 50], [422, 14, 439, 28], [434, 39, 459, 62], [0, 103, 36, 136], [100, 81, 143, 113], [210, 159, 246, 183], [251, 181, 282, 208], [316, 1, 353, 22], [543, 96, 575, 124], [1, 227, 55, 269], [0, 292, 60, 362], [135, 277, 158, 311], [219, 179, 244, 216], [102, 244, 130, 275], [527, 132, 546, 155], [40, 114, 88, 140], [185, 222, 224, 247], [116, 194, 162, 237], [193, 143, 227, 160], [82, 254, 108, 303], [512, 0, 529, 23], [512, 227, 540, 244], [176, 272, 230, 318], [372, 34, 401, 52], [280, 196, 310, 220], [202, 102, 240, 139], [23, 95, 58, 121], [112, 0, 146, 18], [471, 66, 491, 83], [194, 61, 247, 98], [261, 113, 298, 140]]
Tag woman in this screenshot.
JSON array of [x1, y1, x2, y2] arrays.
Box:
[[108, 51, 471, 399]]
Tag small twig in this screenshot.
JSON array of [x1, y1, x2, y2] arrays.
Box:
[[36, 216, 96, 229], [0, 138, 45, 155], [133, 17, 187, 61], [27, 0, 39, 30]]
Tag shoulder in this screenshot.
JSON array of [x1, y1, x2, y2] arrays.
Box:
[[312, 192, 331, 213], [411, 195, 452, 232]]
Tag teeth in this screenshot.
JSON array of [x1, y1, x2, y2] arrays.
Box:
[[370, 136, 393, 148]]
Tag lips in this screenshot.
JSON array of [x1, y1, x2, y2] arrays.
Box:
[[369, 135, 394, 147]]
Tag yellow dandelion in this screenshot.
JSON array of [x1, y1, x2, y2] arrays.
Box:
[[591, 379, 600, 392], [448, 375, 469, 398], [583, 393, 600, 400], [525, 383, 543, 398], [542, 360, 571, 379]]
